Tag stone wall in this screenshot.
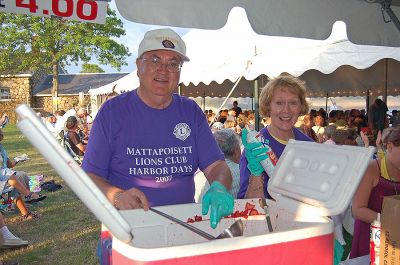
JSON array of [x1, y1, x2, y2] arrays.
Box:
[[0, 75, 32, 124], [32, 95, 91, 114], [1, 74, 91, 124]]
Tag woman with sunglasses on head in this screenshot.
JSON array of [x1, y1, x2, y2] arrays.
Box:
[[350, 126, 400, 259]]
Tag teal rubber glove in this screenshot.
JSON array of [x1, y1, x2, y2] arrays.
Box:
[[241, 128, 268, 176], [333, 239, 344, 265], [202, 181, 234, 229]]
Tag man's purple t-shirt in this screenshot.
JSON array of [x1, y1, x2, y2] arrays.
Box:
[[82, 90, 224, 207], [237, 127, 313, 199]]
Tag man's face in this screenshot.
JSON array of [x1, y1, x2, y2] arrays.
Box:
[[77, 109, 86, 118], [49, 116, 56, 123], [136, 50, 182, 98]]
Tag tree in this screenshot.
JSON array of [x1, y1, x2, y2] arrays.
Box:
[[0, 8, 130, 111], [80, 63, 105, 73]]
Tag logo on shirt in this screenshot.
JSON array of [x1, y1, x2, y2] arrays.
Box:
[[173, 123, 191, 141]]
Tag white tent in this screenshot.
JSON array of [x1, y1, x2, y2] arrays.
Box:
[[89, 8, 400, 97], [115, 0, 400, 47]]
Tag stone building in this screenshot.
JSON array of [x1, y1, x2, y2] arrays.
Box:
[[0, 72, 128, 124]]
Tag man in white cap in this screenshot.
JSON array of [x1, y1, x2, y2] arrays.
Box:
[[83, 28, 234, 229]]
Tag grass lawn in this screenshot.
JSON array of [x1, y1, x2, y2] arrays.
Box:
[[0, 125, 100, 264]]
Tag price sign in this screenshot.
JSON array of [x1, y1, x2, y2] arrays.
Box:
[[0, 0, 108, 24]]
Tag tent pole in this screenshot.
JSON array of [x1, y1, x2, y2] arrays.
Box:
[[381, 1, 400, 33], [210, 75, 244, 126], [254, 78, 260, 131], [366, 90, 370, 113], [325, 93, 329, 113], [202, 92, 206, 112], [384, 58, 388, 103]]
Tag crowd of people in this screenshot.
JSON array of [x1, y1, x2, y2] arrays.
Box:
[[36, 104, 91, 158], [0, 127, 47, 259], [0, 104, 91, 263], [203, 79, 399, 262]]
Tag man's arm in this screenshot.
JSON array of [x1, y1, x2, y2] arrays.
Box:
[[88, 172, 149, 210], [201, 160, 234, 229], [202, 160, 232, 189]]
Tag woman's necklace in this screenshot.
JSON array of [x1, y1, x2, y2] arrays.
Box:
[[386, 156, 400, 182], [385, 156, 400, 195], [267, 125, 294, 143]]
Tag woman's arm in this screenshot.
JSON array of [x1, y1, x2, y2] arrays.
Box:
[[203, 160, 232, 190], [244, 174, 265, 199], [75, 142, 86, 154], [352, 160, 380, 223]]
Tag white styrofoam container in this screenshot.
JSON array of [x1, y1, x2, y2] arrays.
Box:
[[15, 104, 375, 265]]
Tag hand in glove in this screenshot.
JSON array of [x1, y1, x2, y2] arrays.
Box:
[[241, 128, 268, 176], [202, 181, 234, 229]]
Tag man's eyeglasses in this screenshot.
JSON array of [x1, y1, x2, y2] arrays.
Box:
[[141, 57, 182, 73]]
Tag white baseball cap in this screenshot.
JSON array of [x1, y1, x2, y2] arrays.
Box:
[[138, 28, 189, 62]]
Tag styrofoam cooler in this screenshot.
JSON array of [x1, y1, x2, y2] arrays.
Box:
[[15, 104, 375, 265]]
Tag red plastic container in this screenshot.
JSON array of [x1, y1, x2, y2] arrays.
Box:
[[109, 199, 334, 265]]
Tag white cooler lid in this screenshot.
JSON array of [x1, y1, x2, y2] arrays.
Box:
[[268, 140, 375, 217], [15, 104, 133, 243]]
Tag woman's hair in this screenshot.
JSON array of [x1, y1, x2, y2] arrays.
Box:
[[314, 115, 325, 126], [65, 116, 78, 130], [302, 114, 313, 127], [324, 124, 337, 139], [259, 74, 309, 118], [382, 126, 400, 148], [213, 128, 240, 158], [332, 129, 350, 145], [224, 119, 236, 129]]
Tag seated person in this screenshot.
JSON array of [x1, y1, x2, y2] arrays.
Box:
[[350, 126, 400, 258], [44, 114, 60, 139], [0, 129, 30, 189], [323, 124, 337, 145], [312, 115, 325, 143], [0, 129, 46, 220], [65, 116, 86, 156], [198, 128, 242, 200], [1, 173, 44, 220], [0, 212, 28, 248]]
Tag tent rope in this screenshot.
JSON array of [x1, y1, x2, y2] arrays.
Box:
[[209, 60, 252, 126]]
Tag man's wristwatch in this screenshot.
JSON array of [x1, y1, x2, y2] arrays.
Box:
[[113, 191, 124, 209]]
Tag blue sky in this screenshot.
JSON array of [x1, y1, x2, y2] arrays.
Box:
[[66, 2, 189, 74]]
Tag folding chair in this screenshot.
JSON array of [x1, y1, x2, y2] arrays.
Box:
[[59, 130, 83, 165], [0, 173, 16, 212], [0, 115, 9, 129]]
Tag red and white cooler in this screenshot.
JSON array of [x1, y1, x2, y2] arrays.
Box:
[[15, 104, 375, 265]]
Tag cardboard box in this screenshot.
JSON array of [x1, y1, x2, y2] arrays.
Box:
[[380, 195, 400, 265]]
